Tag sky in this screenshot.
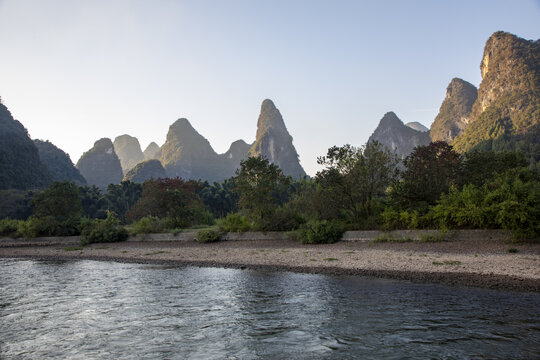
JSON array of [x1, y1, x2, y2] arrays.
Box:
[[0, 1, 539, 176]]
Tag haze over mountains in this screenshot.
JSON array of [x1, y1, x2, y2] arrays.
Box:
[[0, 31, 538, 190]]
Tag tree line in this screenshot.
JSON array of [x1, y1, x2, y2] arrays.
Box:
[[1, 140, 538, 243]]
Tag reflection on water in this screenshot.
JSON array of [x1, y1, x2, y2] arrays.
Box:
[[0, 259, 539, 359]]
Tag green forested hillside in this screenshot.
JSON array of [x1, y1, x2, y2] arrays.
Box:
[[0, 103, 51, 190], [34, 139, 87, 184]]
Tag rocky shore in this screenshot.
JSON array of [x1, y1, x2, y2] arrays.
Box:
[[1, 238, 539, 292]]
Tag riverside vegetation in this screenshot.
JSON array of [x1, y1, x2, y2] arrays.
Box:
[[0, 140, 538, 245]]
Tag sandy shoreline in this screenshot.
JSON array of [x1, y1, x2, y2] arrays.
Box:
[[1, 239, 539, 292]]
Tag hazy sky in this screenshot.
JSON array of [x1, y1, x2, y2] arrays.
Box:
[[1, 1, 539, 176]]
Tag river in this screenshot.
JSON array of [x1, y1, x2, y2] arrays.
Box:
[[0, 258, 538, 359]]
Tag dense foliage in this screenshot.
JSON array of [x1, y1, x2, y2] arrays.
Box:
[[34, 139, 87, 184], [1, 141, 538, 242], [81, 212, 129, 245], [0, 104, 51, 190]]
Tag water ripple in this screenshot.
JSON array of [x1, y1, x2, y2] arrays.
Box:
[[1, 258, 539, 359]]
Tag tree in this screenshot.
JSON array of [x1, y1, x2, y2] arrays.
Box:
[[389, 141, 460, 212], [459, 150, 528, 187], [79, 185, 107, 219], [126, 177, 204, 227], [33, 181, 82, 221], [198, 178, 238, 218], [234, 156, 291, 222], [104, 181, 143, 223], [316, 141, 398, 225]]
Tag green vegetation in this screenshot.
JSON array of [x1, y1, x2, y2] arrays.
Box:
[[80, 212, 128, 245], [34, 139, 86, 184], [131, 216, 165, 234], [1, 140, 538, 243], [196, 229, 223, 243], [0, 103, 52, 190], [298, 220, 344, 244]]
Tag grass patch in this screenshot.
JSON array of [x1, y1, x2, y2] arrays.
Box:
[[508, 248, 518, 253], [144, 251, 171, 256], [121, 250, 128, 253], [64, 246, 84, 251], [310, 258, 317, 261], [323, 257, 339, 262], [433, 260, 462, 266], [419, 230, 450, 243], [372, 235, 413, 243]]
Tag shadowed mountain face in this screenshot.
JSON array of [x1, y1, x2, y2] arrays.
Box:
[[249, 99, 306, 178], [157, 118, 223, 181], [113, 135, 145, 174], [76, 138, 123, 189], [0, 103, 51, 190], [452, 32, 540, 163], [368, 112, 431, 158], [123, 159, 167, 183], [430, 78, 478, 143], [143, 142, 160, 160], [405, 122, 429, 132], [34, 139, 86, 184]]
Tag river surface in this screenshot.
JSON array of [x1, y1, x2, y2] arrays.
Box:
[[0, 258, 539, 359]]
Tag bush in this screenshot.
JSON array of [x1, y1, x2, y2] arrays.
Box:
[[298, 220, 344, 244], [131, 216, 164, 234], [0, 218, 23, 237], [257, 206, 305, 232], [14, 216, 82, 238], [81, 212, 128, 245], [216, 213, 253, 232], [196, 229, 223, 243]]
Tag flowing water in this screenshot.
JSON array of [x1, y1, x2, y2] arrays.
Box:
[[0, 258, 539, 359]]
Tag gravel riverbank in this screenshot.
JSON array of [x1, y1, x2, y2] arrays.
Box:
[[1, 238, 539, 292]]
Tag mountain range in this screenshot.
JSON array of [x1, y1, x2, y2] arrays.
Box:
[[0, 31, 537, 190]]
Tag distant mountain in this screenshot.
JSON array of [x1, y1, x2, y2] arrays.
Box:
[[34, 139, 86, 184], [249, 99, 306, 178], [430, 78, 478, 143], [143, 142, 160, 160], [405, 122, 429, 132], [76, 138, 123, 189], [0, 102, 51, 190], [452, 32, 539, 165], [123, 159, 167, 183], [218, 139, 252, 178], [113, 134, 145, 174], [368, 112, 431, 158], [157, 118, 225, 182]]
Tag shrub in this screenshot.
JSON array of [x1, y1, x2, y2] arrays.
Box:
[[196, 229, 223, 243], [81, 212, 128, 245], [257, 206, 305, 232], [131, 216, 164, 234], [298, 220, 344, 244], [14, 216, 82, 238], [0, 218, 23, 237], [217, 213, 253, 232]]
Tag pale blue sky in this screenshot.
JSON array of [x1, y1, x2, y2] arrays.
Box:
[[0, 0, 539, 175]]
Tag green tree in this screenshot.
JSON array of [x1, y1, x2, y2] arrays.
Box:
[[198, 178, 238, 218], [126, 177, 205, 228], [316, 141, 398, 225], [104, 181, 143, 223], [459, 150, 528, 187], [33, 181, 82, 221], [389, 141, 460, 212], [234, 156, 291, 223], [79, 185, 107, 219]]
